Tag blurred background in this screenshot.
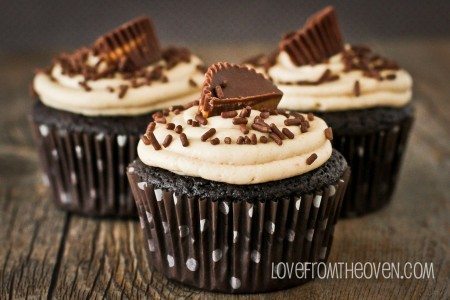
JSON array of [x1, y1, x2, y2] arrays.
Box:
[[1, 0, 449, 54]]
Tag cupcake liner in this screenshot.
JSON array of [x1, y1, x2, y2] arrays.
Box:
[[30, 118, 139, 217], [333, 115, 414, 217], [127, 167, 350, 293]]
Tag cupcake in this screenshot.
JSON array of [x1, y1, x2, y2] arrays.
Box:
[[127, 62, 350, 293], [30, 17, 205, 217], [245, 6, 414, 217]]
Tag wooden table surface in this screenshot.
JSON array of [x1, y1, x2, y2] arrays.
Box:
[[1, 39, 449, 299]]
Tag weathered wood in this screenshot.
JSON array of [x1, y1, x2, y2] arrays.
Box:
[[0, 39, 449, 299]]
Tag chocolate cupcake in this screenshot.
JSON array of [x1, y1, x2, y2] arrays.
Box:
[[30, 17, 205, 217], [245, 6, 414, 217], [127, 62, 350, 293]]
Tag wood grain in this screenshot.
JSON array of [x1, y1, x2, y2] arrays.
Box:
[[0, 39, 449, 299]]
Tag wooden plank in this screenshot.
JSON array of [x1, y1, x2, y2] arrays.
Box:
[[0, 54, 69, 298], [0, 39, 449, 299]]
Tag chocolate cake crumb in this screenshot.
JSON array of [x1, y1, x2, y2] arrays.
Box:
[[260, 111, 270, 119]]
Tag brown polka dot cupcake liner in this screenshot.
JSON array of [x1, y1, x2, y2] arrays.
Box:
[[127, 167, 350, 293], [334, 115, 414, 218], [29, 119, 139, 217]]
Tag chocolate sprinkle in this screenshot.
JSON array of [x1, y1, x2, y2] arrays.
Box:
[[118, 84, 129, 99], [210, 137, 220, 145], [195, 114, 208, 125], [148, 132, 161, 150], [307, 113, 315, 121], [269, 133, 283, 145], [221, 110, 238, 118], [250, 133, 257, 145], [282, 128, 295, 139], [180, 133, 189, 147], [166, 123, 175, 130], [306, 153, 318, 165], [284, 118, 302, 126], [354, 80, 361, 97], [224, 137, 232, 144], [146, 122, 156, 133], [237, 136, 245, 144], [162, 134, 173, 147], [188, 78, 197, 87], [174, 125, 183, 134], [259, 136, 268, 143], [215, 85, 225, 98], [270, 123, 286, 140], [141, 135, 151, 145], [251, 123, 271, 133], [201, 128, 216, 142], [324, 127, 333, 140], [233, 117, 248, 125], [240, 124, 249, 134]]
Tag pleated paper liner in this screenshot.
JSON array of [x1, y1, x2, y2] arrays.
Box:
[[127, 166, 350, 293], [30, 118, 140, 217], [332, 115, 414, 217]]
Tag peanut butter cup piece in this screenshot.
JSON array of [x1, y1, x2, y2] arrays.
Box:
[[279, 6, 344, 66], [199, 62, 283, 117], [93, 16, 161, 71]]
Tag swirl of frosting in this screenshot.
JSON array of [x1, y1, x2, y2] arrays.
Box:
[[137, 106, 332, 184], [33, 53, 204, 116], [263, 45, 413, 112]]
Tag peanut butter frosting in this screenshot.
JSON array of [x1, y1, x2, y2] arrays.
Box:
[[32, 17, 205, 116], [137, 103, 333, 185]]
